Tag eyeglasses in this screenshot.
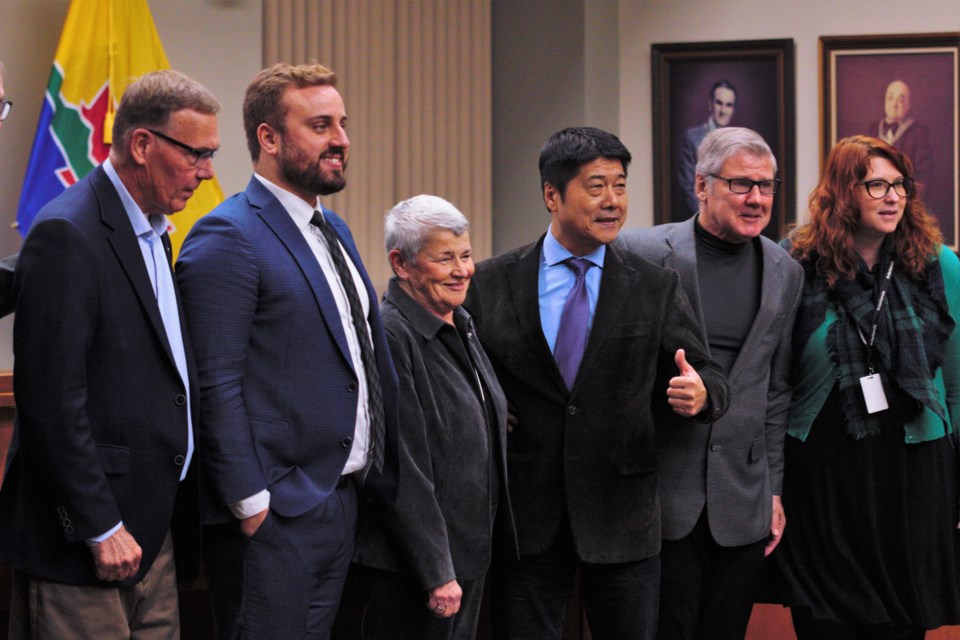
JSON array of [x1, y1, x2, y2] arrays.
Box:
[[857, 178, 914, 199], [0, 100, 12, 121], [709, 175, 781, 195], [147, 128, 218, 166]]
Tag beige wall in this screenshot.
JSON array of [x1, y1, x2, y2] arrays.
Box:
[[0, 0, 262, 369], [618, 0, 960, 229]]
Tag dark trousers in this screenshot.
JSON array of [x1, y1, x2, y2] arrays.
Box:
[[491, 523, 660, 640], [357, 565, 486, 640], [202, 480, 358, 640], [657, 510, 766, 640], [790, 607, 926, 640]]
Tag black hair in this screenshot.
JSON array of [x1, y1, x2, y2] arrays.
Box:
[[538, 127, 631, 200]]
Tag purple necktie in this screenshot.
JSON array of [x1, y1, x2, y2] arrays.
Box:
[[554, 257, 592, 390]]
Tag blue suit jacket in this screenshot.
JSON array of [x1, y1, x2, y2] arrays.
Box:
[[0, 166, 200, 585], [176, 177, 398, 525]]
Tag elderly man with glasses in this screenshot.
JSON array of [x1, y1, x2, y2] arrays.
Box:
[[619, 126, 804, 640], [0, 69, 219, 639]]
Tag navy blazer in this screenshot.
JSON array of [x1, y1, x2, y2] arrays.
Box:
[[0, 166, 200, 586], [176, 177, 398, 525]]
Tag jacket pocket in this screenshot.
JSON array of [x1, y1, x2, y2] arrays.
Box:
[[97, 444, 130, 475], [615, 456, 654, 476]]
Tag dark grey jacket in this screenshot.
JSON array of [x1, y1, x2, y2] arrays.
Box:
[[618, 219, 803, 546], [354, 278, 517, 589]]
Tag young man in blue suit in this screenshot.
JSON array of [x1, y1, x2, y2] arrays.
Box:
[[0, 69, 219, 639], [177, 63, 399, 640]]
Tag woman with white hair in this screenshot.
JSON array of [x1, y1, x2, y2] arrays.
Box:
[[353, 194, 516, 640]]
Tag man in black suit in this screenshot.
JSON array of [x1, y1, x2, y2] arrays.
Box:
[[0, 69, 219, 638], [465, 127, 729, 640]]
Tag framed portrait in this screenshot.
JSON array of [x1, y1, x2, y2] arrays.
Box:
[[652, 39, 795, 240], [822, 33, 960, 248]]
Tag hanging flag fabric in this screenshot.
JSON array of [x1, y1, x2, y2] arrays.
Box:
[[16, 0, 223, 260]]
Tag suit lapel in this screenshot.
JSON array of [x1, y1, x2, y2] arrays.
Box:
[[575, 246, 634, 391], [506, 239, 569, 395], [249, 181, 355, 370], [664, 220, 709, 347], [96, 167, 177, 367]]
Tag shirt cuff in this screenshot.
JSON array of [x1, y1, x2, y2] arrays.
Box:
[[230, 490, 270, 519], [86, 521, 123, 546]]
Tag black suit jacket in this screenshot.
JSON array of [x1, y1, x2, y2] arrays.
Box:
[[0, 165, 200, 586], [464, 237, 728, 563]]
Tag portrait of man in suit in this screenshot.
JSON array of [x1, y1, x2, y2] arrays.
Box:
[[678, 79, 737, 216], [176, 62, 399, 640], [0, 69, 218, 638], [863, 80, 933, 200], [465, 126, 729, 640], [620, 127, 803, 640]]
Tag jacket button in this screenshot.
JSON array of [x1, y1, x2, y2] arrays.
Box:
[[64, 525, 75, 535], [567, 405, 577, 415], [57, 505, 67, 515], [174, 454, 185, 466], [346, 382, 358, 392], [710, 443, 721, 452], [340, 437, 353, 448], [175, 394, 187, 406]]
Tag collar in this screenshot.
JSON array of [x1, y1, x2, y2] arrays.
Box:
[[102, 159, 167, 238], [253, 172, 322, 229], [385, 277, 473, 340], [542, 225, 605, 269]]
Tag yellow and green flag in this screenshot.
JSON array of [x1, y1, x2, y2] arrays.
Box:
[[16, 0, 222, 259]]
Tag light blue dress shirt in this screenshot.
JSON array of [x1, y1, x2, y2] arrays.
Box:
[[539, 227, 605, 353]]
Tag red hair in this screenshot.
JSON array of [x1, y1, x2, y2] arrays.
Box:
[[788, 135, 941, 287]]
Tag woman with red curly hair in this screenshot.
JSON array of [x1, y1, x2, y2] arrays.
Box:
[[774, 135, 960, 639]]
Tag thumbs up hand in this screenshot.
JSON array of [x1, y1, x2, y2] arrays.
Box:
[[667, 348, 708, 417]]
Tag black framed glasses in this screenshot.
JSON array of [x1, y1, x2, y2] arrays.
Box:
[[147, 128, 217, 166], [0, 100, 12, 121], [709, 174, 781, 195], [857, 178, 914, 199]]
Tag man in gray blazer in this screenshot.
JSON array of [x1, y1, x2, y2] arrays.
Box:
[[619, 127, 802, 640]]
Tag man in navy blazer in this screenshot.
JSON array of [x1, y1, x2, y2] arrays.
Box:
[[177, 63, 399, 640], [0, 70, 218, 638]]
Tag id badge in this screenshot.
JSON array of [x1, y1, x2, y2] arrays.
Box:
[[859, 373, 889, 414]]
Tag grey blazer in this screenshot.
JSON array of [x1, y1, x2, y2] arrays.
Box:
[[618, 218, 803, 546]]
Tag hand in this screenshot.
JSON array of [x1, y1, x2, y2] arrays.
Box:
[[667, 349, 708, 417], [240, 508, 269, 538], [90, 524, 142, 582], [427, 579, 462, 618], [506, 401, 518, 433], [765, 495, 786, 556]]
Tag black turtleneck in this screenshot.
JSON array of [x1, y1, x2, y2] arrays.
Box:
[[694, 216, 763, 373]]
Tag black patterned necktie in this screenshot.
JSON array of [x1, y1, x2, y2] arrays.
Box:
[[310, 211, 385, 477]]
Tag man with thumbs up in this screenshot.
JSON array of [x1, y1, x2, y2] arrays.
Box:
[[619, 127, 803, 640], [464, 127, 728, 640]]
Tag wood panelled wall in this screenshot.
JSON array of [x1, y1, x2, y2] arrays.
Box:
[[262, 0, 493, 290]]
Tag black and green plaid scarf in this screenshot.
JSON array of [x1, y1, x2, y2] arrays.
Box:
[[794, 241, 954, 439]]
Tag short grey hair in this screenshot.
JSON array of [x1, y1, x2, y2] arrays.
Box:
[[385, 194, 469, 261], [695, 127, 777, 178]]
